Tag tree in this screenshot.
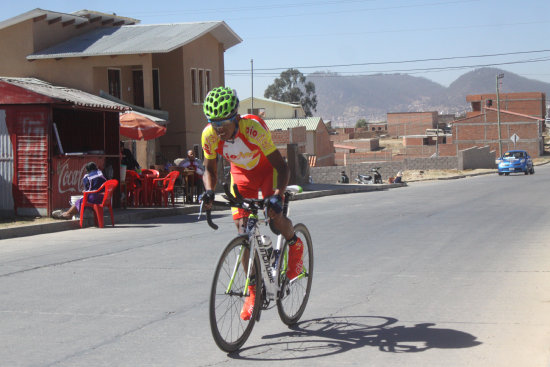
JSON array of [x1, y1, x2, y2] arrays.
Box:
[[264, 68, 318, 116], [356, 119, 368, 128]]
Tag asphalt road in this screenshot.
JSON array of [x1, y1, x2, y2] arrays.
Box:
[[1, 166, 550, 366]]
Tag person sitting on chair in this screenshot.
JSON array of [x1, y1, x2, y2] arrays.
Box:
[[52, 162, 106, 220], [339, 170, 349, 184], [179, 149, 205, 200]]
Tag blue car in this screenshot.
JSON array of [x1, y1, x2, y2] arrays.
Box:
[[496, 150, 534, 176]]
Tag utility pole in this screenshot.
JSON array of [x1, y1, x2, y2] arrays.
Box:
[[496, 73, 504, 157], [251, 59, 254, 111], [436, 126, 439, 157]]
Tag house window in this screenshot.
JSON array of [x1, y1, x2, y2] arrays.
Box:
[[132, 70, 144, 107], [192, 68, 212, 104], [248, 108, 265, 117], [199, 69, 205, 103], [108, 69, 121, 99], [153, 69, 161, 110], [205, 70, 211, 94], [191, 69, 198, 104]]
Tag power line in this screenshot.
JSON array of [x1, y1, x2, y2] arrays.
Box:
[[226, 49, 550, 73], [225, 56, 550, 77]]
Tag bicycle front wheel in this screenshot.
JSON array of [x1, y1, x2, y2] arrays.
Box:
[[277, 223, 313, 325], [209, 236, 262, 352]]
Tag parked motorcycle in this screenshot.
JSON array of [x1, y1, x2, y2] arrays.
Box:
[[355, 167, 383, 184]]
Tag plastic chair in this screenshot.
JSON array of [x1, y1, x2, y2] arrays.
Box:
[[152, 171, 180, 207], [125, 170, 143, 206], [80, 179, 119, 228]]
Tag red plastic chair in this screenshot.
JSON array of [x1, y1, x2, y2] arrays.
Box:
[[152, 171, 180, 207], [125, 170, 143, 206], [80, 179, 119, 228]]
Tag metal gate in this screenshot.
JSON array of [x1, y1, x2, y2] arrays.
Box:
[[0, 109, 14, 217]]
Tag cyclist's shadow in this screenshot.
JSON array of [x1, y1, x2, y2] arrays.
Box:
[[230, 316, 481, 360]]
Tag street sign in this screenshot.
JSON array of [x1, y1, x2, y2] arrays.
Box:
[[510, 133, 519, 144]]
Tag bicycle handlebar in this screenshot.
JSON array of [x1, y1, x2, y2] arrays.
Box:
[[203, 183, 265, 230], [202, 183, 302, 230]]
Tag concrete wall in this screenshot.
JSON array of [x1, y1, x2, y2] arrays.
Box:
[[458, 146, 496, 170], [309, 145, 495, 183]]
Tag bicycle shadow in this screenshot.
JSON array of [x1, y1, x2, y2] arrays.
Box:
[[230, 315, 481, 360]]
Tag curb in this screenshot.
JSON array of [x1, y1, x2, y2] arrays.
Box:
[[0, 183, 407, 240]]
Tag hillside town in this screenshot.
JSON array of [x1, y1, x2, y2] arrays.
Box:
[[0, 8, 548, 218]]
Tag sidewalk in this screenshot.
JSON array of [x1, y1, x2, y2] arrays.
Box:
[[0, 182, 407, 240]]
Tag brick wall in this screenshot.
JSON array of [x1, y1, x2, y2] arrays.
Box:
[[453, 117, 542, 156], [387, 111, 438, 136], [467, 92, 546, 119]]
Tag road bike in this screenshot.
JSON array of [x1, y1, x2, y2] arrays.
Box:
[[202, 183, 313, 352]]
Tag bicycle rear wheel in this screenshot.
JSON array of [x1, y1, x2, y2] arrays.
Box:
[[209, 236, 262, 352], [277, 223, 313, 325]]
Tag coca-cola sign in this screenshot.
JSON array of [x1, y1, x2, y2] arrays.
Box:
[[57, 160, 87, 194]]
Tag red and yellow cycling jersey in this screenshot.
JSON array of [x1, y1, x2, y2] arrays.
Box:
[[201, 114, 277, 175], [202, 114, 278, 219]]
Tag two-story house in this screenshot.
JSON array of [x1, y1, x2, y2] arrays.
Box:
[[0, 8, 241, 166]]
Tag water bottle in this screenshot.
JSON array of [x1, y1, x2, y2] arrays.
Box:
[[258, 235, 276, 290], [259, 235, 273, 258]]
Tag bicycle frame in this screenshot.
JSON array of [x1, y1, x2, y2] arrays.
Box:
[[204, 184, 304, 302], [241, 213, 282, 301]]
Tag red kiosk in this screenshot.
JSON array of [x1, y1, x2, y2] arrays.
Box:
[[0, 77, 129, 217]]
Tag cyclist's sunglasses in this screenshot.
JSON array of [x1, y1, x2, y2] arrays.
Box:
[[209, 115, 237, 128]]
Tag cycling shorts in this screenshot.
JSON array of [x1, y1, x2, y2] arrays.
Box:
[[230, 165, 277, 220]]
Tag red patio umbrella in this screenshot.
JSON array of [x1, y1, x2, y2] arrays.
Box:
[[119, 112, 166, 141]]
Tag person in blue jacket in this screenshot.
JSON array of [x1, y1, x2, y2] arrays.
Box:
[[52, 162, 107, 220]]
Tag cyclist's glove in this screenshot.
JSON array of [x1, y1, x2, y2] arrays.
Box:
[[200, 190, 215, 204], [265, 194, 283, 214]]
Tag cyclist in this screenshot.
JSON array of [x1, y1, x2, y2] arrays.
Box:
[[200, 86, 304, 321]]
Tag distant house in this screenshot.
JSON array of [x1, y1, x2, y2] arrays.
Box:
[[0, 8, 242, 166], [451, 92, 546, 157], [387, 111, 438, 137], [239, 97, 306, 119], [265, 117, 335, 167]]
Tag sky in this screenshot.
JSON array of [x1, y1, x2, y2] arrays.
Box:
[[3, 1, 550, 100]]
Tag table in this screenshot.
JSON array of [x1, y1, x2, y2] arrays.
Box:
[[170, 167, 197, 204], [140, 172, 159, 206]]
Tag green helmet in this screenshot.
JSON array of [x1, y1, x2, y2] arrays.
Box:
[[203, 87, 239, 120]]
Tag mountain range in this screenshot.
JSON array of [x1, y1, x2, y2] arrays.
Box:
[[307, 67, 550, 126]]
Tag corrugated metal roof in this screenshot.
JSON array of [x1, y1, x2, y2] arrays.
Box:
[[27, 21, 242, 60], [0, 8, 138, 31], [265, 117, 323, 131], [0, 77, 130, 111]]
